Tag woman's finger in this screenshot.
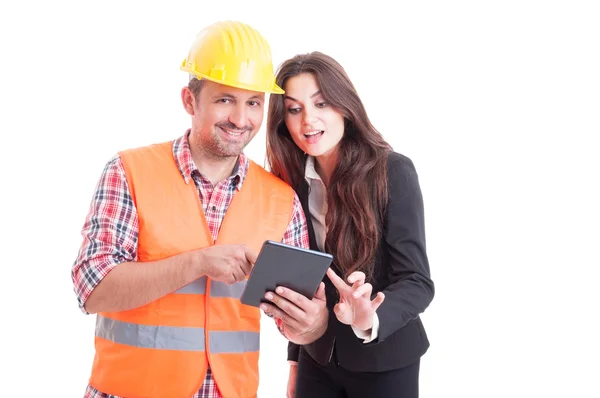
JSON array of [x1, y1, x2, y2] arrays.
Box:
[[371, 292, 385, 311], [347, 271, 366, 285], [333, 302, 352, 324], [326, 268, 351, 294], [352, 283, 373, 299]]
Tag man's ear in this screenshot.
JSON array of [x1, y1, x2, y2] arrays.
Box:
[[181, 86, 195, 116]]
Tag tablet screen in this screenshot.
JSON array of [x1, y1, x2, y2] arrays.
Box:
[[240, 240, 333, 307]]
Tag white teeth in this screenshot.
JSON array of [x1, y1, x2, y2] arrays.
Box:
[[221, 127, 243, 136], [305, 130, 323, 136]]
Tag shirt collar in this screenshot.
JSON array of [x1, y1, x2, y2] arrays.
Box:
[[305, 155, 323, 183], [173, 130, 248, 190]]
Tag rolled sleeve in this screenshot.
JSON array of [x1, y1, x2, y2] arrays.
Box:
[[71, 155, 139, 314]]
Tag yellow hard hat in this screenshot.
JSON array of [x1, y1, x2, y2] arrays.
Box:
[[181, 21, 284, 94]]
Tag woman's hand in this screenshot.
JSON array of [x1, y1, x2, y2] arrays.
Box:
[[326, 268, 385, 332]]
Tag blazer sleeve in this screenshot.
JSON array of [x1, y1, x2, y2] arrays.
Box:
[[374, 153, 435, 343]]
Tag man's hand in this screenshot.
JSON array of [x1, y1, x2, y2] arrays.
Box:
[[197, 244, 257, 284], [326, 268, 385, 332], [260, 282, 328, 345], [287, 364, 297, 398]]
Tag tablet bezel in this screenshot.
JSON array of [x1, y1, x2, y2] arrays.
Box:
[[239, 240, 333, 308]]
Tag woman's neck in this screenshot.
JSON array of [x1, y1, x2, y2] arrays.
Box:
[[315, 150, 338, 187]]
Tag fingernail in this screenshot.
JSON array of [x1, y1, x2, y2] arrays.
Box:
[[260, 304, 267, 311], [276, 287, 284, 294], [265, 293, 273, 300]]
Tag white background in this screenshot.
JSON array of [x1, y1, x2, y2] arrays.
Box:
[[1, 0, 599, 397]]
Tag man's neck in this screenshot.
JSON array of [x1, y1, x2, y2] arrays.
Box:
[[191, 149, 239, 185]]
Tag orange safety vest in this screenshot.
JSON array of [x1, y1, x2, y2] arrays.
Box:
[[89, 141, 295, 398]]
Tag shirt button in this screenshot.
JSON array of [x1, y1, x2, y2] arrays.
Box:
[[211, 206, 217, 211]]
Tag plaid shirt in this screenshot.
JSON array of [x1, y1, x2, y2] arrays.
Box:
[[72, 132, 309, 398]]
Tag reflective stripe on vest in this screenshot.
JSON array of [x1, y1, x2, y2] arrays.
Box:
[[96, 315, 260, 353], [175, 276, 207, 294], [176, 277, 247, 298], [209, 280, 246, 298]]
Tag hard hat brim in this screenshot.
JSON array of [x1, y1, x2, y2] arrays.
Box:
[[181, 67, 284, 95]]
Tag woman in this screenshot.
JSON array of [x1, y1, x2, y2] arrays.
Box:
[[263, 52, 435, 398]]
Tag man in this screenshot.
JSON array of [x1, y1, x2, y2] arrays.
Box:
[[71, 21, 328, 398]]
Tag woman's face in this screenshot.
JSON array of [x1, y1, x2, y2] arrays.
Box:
[[283, 73, 345, 158]]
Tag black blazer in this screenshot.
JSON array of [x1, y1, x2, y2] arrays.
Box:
[[287, 151, 435, 372]]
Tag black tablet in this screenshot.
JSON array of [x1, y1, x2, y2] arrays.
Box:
[[240, 240, 333, 307]]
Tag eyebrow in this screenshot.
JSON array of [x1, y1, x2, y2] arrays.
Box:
[[212, 93, 264, 101], [284, 90, 322, 102]]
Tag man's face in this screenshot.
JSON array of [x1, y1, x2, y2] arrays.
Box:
[[184, 80, 265, 158]]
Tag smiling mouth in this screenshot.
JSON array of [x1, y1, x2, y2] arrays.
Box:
[[304, 130, 324, 138], [219, 126, 246, 137]]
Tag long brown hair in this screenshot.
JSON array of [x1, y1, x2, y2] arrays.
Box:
[[266, 52, 392, 280]]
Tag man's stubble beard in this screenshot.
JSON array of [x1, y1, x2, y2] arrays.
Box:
[[198, 130, 252, 159]]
